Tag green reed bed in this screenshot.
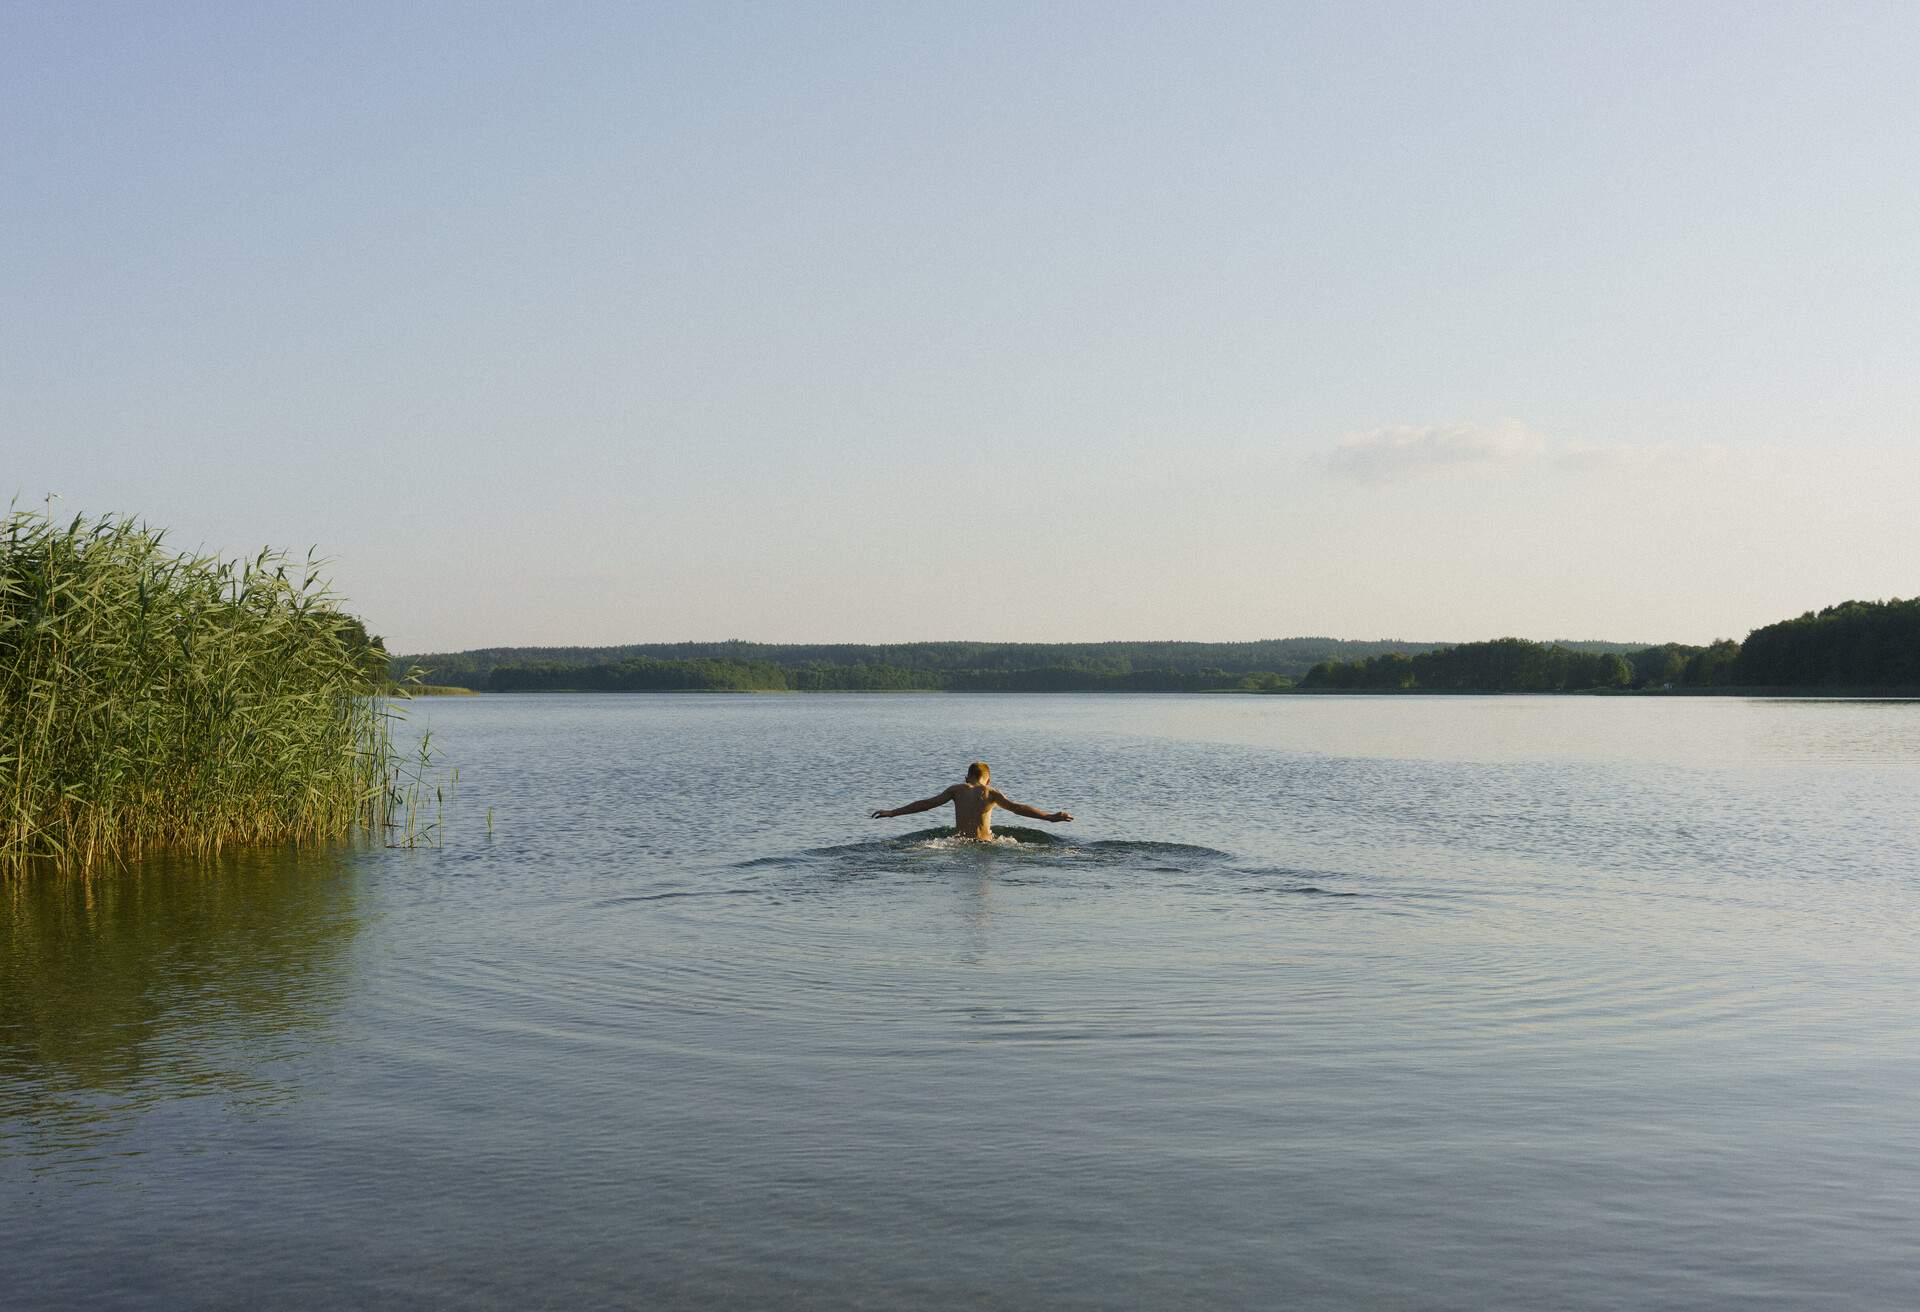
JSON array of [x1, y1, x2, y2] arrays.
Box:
[[1, 510, 406, 874]]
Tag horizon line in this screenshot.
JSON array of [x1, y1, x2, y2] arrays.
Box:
[[391, 633, 1678, 657]]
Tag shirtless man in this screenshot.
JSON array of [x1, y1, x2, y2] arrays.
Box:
[[869, 761, 1072, 840]]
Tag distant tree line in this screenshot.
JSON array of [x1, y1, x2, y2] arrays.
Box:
[[483, 659, 1295, 694], [395, 600, 1919, 695], [1297, 599, 1919, 692], [489, 658, 789, 692], [1736, 598, 1920, 687], [1303, 640, 1648, 692], [397, 637, 1460, 689]]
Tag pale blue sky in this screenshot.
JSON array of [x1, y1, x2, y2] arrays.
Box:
[[6, 2, 1916, 651]]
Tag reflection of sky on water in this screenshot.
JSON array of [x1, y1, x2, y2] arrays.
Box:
[[7, 695, 1920, 1310], [1102, 692, 1920, 767], [0, 849, 365, 1174]]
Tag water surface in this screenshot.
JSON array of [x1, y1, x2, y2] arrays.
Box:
[[6, 694, 1920, 1309]]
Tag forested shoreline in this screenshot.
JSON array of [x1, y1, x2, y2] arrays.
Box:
[[483, 659, 1301, 694], [1300, 599, 1919, 692], [397, 636, 1462, 690], [395, 599, 1920, 695], [404, 636, 1623, 694]]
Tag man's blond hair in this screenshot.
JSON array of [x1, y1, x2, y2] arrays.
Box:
[[966, 761, 990, 783]]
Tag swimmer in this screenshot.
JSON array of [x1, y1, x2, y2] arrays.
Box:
[[870, 761, 1072, 840]]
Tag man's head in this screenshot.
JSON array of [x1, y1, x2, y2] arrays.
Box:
[[966, 761, 990, 784]]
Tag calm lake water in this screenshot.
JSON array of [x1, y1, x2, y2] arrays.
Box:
[[6, 694, 1920, 1309]]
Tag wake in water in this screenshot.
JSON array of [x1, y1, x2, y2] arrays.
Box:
[[581, 827, 1379, 913], [739, 827, 1240, 876], [713, 827, 1397, 906], [721, 835, 1374, 910], [897, 825, 1070, 851]]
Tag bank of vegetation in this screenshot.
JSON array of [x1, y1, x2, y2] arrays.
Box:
[[485, 658, 1299, 693], [395, 637, 1467, 690], [1734, 598, 1920, 688], [401, 600, 1919, 697], [2, 510, 403, 874], [402, 637, 1643, 695], [1299, 599, 1920, 693], [1304, 640, 1657, 692]]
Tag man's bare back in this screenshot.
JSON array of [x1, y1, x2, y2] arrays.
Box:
[[869, 761, 1072, 840]]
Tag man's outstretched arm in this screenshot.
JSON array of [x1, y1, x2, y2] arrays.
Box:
[[871, 785, 958, 819], [990, 790, 1073, 823]]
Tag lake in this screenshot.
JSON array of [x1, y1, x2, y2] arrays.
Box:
[[6, 693, 1920, 1309]]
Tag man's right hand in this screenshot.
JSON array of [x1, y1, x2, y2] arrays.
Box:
[[870, 809, 893, 819], [1050, 811, 1073, 822]]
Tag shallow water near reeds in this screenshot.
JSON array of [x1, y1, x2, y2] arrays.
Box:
[[6, 693, 1920, 1309]]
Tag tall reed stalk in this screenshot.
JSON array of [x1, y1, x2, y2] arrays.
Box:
[[1, 508, 402, 874]]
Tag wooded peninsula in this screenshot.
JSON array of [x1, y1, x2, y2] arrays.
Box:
[[394, 598, 1920, 695]]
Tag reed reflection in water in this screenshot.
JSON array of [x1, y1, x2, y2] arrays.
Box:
[[0, 849, 365, 1171]]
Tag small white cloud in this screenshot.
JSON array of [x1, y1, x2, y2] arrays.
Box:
[[1331, 423, 1719, 483], [1329, 422, 1545, 483]]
